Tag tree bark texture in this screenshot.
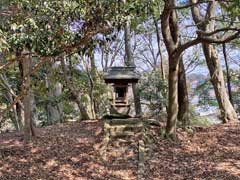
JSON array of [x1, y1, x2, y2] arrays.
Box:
[[178, 58, 189, 127], [46, 61, 64, 124], [161, 0, 189, 137], [0, 73, 23, 131], [166, 61, 179, 137], [191, 0, 238, 123], [202, 43, 237, 122], [222, 43, 233, 105], [154, 17, 166, 81], [89, 53, 97, 119], [124, 17, 142, 116], [20, 52, 35, 141]]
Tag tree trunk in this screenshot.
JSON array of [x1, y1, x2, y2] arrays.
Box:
[[222, 43, 233, 105], [45, 61, 64, 124], [20, 52, 35, 141], [190, 0, 238, 123], [60, 57, 90, 120], [124, 16, 142, 116], [5, 89, 20, 130], [30, 90, 39, 126], [153, 17, 166, 81], [202, 43, 237, 123], [16, 58, 25, 130], [161, 0, 182, 138], [178, 58, 189, 127], [16, 102, 24, 130], [89, 53, 97, 119], [0, 73, 23, 131], [9, 95, 21, 130], [166, 61, 179, 137]]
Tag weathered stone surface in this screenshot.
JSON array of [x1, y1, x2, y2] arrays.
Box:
[[103, 66, 140, 83]]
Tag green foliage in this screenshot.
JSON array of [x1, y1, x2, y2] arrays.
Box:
[[120, 0, 162, 25], [1, 0, 122, 56], [91, 73, 111, 117], [231, 70, 240, 113], [221, 0, 240, 17], [190, 117, 210, 127], [138, 70, 167, 116], [63, 102, 76, 115], [1, 0, 162, 56], [194, 79, 218, 107], [189, 105, 210, 127]]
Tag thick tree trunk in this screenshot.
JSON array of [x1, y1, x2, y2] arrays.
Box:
[[202, 44, 238, 123], [190, 0, 238, 123], [30, 90, 39, 126], [178, 58, 189, 127], [16, 58, 25, 130], [124, 17, 142, 116], [161, 0, 191, 137], [20, 52, 35, 141], [166, 61, 179, 137]]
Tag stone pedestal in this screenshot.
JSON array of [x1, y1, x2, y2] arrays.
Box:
[[110, 105, 130, 116]]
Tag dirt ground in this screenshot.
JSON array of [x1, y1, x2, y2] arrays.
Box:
[[0, 120, 240, 180]]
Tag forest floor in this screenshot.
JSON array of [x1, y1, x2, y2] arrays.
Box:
[[0, 120, 240, 180]]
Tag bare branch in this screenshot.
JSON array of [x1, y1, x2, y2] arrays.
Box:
[[197, 27, 240, 36], [200, 31, 240, 43]]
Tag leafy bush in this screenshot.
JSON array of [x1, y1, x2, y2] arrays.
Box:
[[138, 70, 167, 117], [194, 79, 218, 107], [189, 105, 210, 127]]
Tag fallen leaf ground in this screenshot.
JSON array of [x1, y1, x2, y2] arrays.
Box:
[[0, 120, 240, 180]]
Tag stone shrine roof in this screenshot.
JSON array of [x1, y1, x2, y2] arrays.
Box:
[[103, 66, 140, 83]]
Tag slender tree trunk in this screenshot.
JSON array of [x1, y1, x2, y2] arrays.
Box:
[[12, 103, 20, 131], [88, 53, 97, 119], [86, 62, 96, 120], [222, 43, 233, 105], [5, 90, 19, 130], [0, 73, 23, 131], [124, 16, 142, 116], [16, 102, 24, 130], [153, 17, 166, 81], [178, 58, 189, 127], [8, 93, 21, 130]]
